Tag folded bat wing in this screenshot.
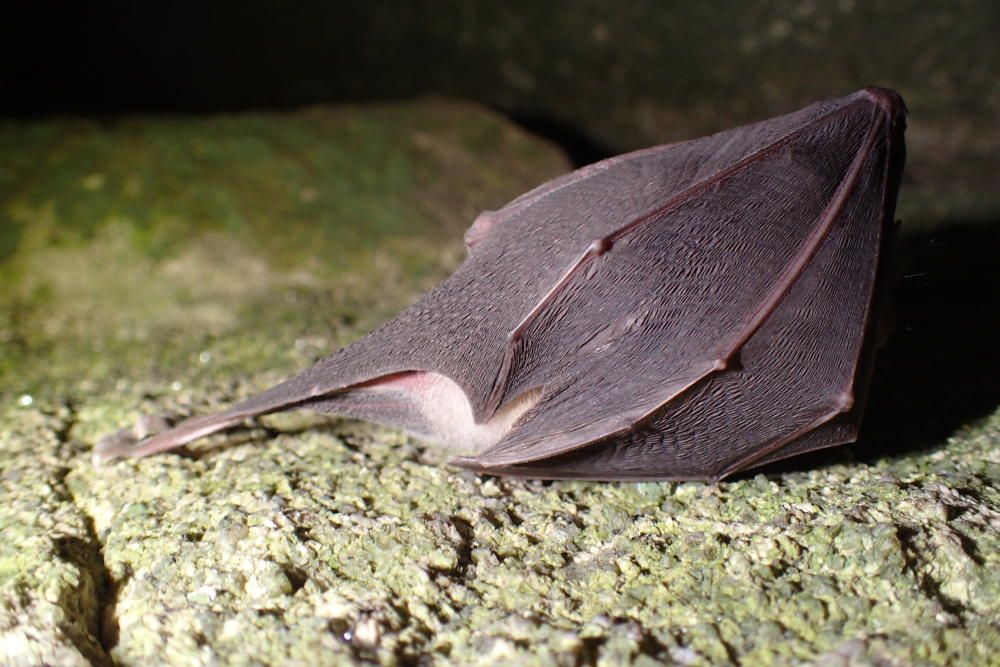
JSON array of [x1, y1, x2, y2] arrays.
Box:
[[97, 88, 906, 481], [464, 88, 906, 478]]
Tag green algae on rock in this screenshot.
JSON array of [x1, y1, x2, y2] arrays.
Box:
[[1, 100, 998, 666], [0, 99, 567, 399], [5, 401, 999, 666]]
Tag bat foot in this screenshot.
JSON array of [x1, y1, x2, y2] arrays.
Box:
[[93, 414, 173, 466]]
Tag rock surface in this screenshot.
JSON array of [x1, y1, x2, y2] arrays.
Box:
[[7, 3, 998, 231], [1, 101, 998, 666]]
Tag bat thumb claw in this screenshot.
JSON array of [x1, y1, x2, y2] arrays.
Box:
[[447, 456, 484, 471], [92, 430, 139, 466]]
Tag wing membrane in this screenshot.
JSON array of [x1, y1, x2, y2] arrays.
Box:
[[474, 104, 881, 467]]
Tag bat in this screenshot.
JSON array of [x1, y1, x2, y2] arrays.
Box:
[[96, 87, 907, 481]]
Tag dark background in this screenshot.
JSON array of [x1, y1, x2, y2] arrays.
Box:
[[3, 1, 997, 177], [2, 1, 998, 464]]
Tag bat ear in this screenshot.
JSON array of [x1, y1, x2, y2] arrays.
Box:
[[463, 210, 499, 251]]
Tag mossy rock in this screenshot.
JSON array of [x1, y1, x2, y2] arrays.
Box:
[[0, 100, 997, 666]]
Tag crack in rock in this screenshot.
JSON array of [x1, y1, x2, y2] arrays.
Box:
[[49, 403, 120, 667]]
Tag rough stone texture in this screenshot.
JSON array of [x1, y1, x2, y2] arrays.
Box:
[[6, 2, 998, 227], [1, 101, 998, 666]]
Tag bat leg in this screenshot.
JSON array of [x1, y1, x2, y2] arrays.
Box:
[[93, 411, 254, 464], [93, 414, 177, 462]]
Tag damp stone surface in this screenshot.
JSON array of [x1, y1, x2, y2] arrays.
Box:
[[1, 100, 998, 666]]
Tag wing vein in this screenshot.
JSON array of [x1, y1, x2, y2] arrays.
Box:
[[483, 109, 884, 466], [486, 98, 875, 419]]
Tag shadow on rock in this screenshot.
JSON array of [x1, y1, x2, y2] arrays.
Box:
[[859, 220, 1000, 461], [506, 111, 613, 167], [756, 219, 1000, 477]]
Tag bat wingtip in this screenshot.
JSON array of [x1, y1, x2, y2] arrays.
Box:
[[860, 86, 908, 122]]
